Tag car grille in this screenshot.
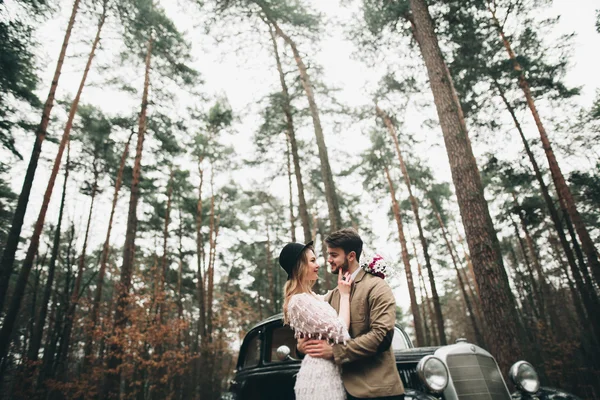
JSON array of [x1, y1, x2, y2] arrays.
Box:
[[398, 364, 427, 393], [446, 354, 510, 400]]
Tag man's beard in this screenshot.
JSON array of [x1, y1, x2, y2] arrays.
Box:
[[332, 257, 350, 274]]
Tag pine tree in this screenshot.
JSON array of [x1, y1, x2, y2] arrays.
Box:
[[408, 0, 526, 371]]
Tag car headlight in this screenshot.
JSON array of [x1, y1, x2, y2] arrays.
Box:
[[509, 361, 540, 394], [417, 355, 449, 393]]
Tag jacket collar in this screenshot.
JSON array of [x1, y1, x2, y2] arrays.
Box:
[[353, 268, 367, 283]]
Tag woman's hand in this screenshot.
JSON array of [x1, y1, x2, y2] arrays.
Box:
[[337, 271, 353, 329], [337, 271, 353, 297]]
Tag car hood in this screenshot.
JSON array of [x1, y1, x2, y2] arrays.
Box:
[[394, 346, 439, 363]]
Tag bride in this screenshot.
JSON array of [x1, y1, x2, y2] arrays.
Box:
[[278, 241, 353, 400]]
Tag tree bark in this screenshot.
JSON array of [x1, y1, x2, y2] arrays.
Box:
[[104, 36, 153, 399], [376, 105, 446, 345], [383, 164, 424, 346], [84, 131, 133, 367], [487, 1, 600, 286], [0, 0, 81, 312], [408, 0, 525, 371], [268, 19, 342, 232]]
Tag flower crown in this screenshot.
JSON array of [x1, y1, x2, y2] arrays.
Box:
[[360, 254, 387, 279]]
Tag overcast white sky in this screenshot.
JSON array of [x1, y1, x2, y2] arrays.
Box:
[[8, 0, 600, 323]]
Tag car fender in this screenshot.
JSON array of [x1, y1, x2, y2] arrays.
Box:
[[511, 386, 583, 400]]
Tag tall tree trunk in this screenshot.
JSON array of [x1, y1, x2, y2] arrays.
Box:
[[104, 36, 153, 399], [159, 168, 174, 311], [285, 137, 297, 242], [152, 168, 174, 399], [431, 200, 484, 346], [27, 145, 70, 364], [177, 206, 184, 320], [413, 241, 435, 346], [267, 25, 311, 242], [25, 259, 43, 361], [206, 170, 216, 339], [408, 0, 525, 371], [376, 105, 445, 345], [416, 268, 431, 345], [84, 131, 133, 367], [268, 19, 342, 232], [266, 223, 275, 313], [0, 0, 81, 312], [383, 164, 424, 346], [196, 163, 206, 341], [487, 1, 600, 286]]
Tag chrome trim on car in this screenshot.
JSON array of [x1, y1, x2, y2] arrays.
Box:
[[434, 343, 512, 400]]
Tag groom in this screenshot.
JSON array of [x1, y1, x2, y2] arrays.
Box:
[[298, 228, 405, 400]]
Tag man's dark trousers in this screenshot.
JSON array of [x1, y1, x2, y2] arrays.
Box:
[[346, 394, 405, 400]]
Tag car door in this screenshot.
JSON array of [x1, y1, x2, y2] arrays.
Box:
[[235, 321, 300, 400], [258, 321, 299, 400]]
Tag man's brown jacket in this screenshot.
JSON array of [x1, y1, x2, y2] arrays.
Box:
[[326, 269, 404, 398]]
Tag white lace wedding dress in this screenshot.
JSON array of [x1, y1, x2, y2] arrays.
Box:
[[287, 292, 350, 400]]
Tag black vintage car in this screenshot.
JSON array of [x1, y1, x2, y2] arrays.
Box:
[[224, 314, 581, 400]]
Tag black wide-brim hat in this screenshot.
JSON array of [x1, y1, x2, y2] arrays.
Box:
[[278, 241, 313, 279]]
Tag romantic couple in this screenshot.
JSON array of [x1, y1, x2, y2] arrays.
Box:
[[278, 228, 405, 400]]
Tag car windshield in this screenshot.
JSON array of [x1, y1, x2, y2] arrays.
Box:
[[242, 332, 261, 368], [392, 327, 411, 350], [266, 325, 298, 363]]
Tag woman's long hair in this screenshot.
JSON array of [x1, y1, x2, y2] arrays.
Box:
[[283, 246, 315, 325]]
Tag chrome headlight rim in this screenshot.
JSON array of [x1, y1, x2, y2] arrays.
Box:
[[509, 360, 540, 394], [416, 355, 449, 393]]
